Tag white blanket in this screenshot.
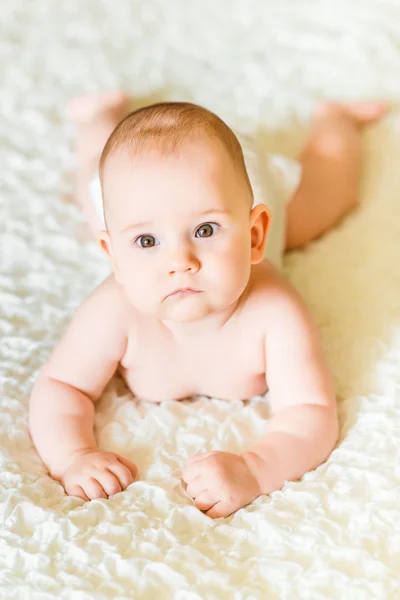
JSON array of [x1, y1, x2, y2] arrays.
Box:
[[1, 1, 400, 598]]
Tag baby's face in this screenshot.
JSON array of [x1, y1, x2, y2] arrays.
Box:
[[101, 140, 263, 322]]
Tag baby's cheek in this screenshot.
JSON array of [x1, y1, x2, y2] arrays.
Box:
[[121, 270, 158, 312], [220, 249, 250, 284]]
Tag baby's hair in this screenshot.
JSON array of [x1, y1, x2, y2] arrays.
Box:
[[99, 101, 253, 202]]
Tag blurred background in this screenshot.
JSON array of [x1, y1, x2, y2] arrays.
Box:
[[3, 0, 400, 179]]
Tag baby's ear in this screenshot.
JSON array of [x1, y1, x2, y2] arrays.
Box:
[[97, 230, 123, 283], [250, 204, 270, 264], [97, 229, 111, 256]]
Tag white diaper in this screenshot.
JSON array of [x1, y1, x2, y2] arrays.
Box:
[[89, 139, 301, 269], [238, 135, 302, 268]]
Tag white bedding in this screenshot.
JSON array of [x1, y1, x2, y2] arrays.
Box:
[[1, 1, 400, 598]]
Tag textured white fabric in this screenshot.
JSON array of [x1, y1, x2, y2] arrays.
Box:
[[1, 1, 400, 598], [90, 141, 302, 268]]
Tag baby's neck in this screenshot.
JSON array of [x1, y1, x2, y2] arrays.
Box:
[[161, 299, 240, 343]]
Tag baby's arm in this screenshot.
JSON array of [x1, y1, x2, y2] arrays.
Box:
[[28, 275, 131, 482], [242, 275, 339, 494]]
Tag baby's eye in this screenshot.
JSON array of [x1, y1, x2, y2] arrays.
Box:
[[195, 222, 219, 238], [135, 234, 159, 248]]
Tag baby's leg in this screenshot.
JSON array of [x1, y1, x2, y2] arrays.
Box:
[[285, 102, 388, 250], [67, 91, 130, 238]]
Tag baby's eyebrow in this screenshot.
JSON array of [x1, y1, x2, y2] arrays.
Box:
[[197, 208, 231, 217], [122, 220, 153, 233], [121, 209, 231, 233]]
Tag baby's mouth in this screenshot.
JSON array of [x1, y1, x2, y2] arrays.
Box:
[[166, 287, 202, 298]]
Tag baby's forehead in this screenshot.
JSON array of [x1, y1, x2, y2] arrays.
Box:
[[107, 134, 229, 169], [103, 137, 239, 195]]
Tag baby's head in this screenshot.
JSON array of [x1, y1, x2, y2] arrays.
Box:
[[98, 102, 269, 323]]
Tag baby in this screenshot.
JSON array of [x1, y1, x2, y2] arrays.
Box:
[[28, 92, 387, 518]]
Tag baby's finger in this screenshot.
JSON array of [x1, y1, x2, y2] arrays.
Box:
[[186, 451, 215, 467], [205, 501, 228, 519], [116, 455, 139, 480], [193, 489, 218, 512], [186, 476, 207, 499], [183, 456, 215, 482], [66, 484, 90, 502], [106, 461, 135, 490], [83, 477, 108, 500], [97, 470, 123, 497]]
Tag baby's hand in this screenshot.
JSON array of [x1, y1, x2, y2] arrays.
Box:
[[61, 450, 139, 501], [182, 451, 261, 518]]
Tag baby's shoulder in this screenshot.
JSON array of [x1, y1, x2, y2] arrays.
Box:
[[88, 272, 126, 302], [241, 261, 302, 323], [83, 273, 133, 324]]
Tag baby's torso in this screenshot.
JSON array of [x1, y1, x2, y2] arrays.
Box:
[[119, 316, 267, 403], [118, 268, 271, 403]]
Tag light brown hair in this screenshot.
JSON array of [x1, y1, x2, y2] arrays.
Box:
[[99, 101, 253, 201]]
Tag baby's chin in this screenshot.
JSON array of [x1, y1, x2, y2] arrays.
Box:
[[161, 303, 216, 323], [159, 294, 220, 322]]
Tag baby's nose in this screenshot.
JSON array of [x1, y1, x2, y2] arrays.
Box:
[[167, 245, 200, 275]]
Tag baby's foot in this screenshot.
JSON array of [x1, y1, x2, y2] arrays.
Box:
[[315, 101, 389, 126], [67, 90, 130, 164], [306, 101, 389, 159]]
